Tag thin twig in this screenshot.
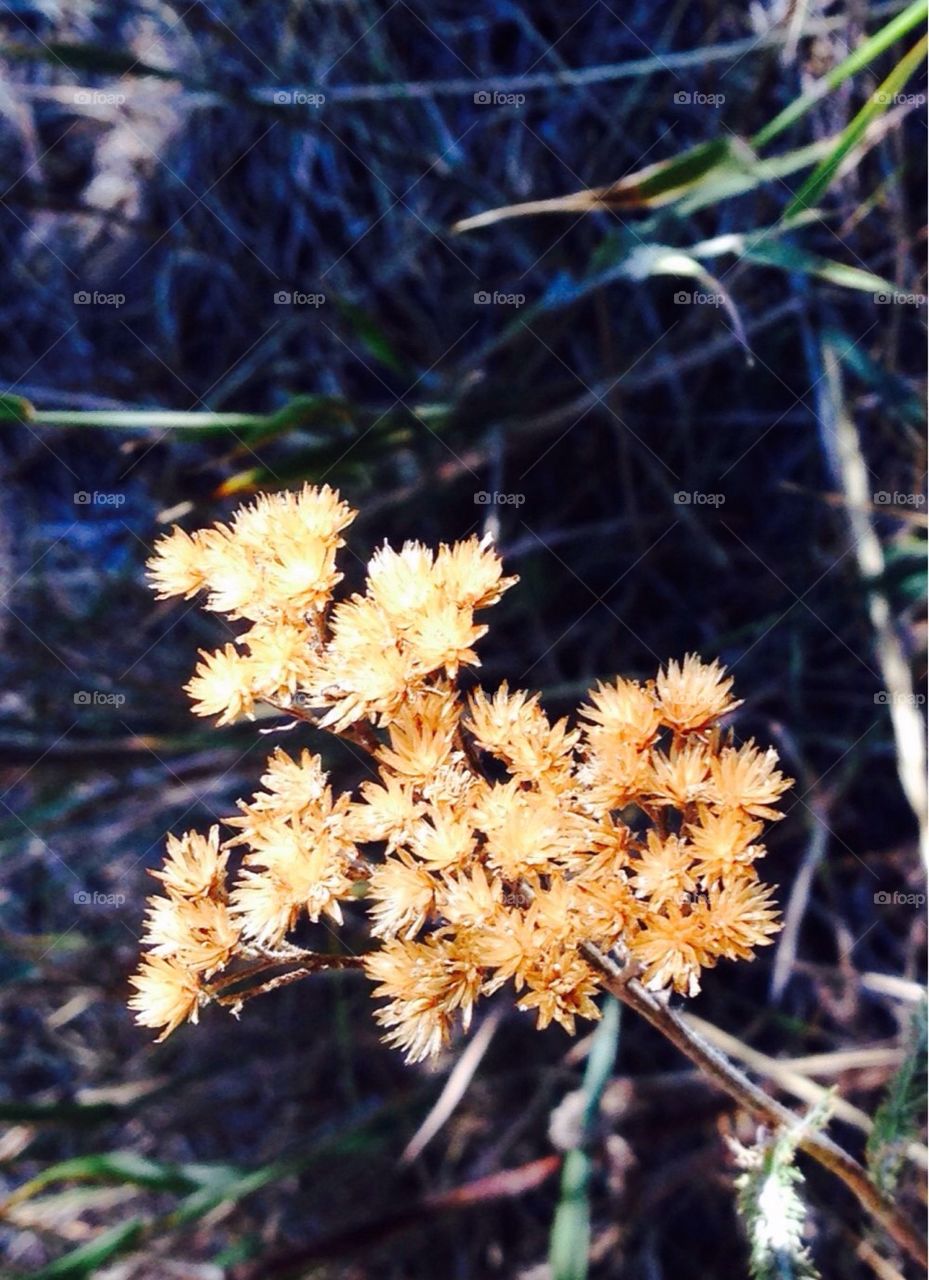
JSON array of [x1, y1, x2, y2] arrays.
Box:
[[209, 951, 365, 1000], [212, 957, 364, 1007], [401, 1004, 504, 1165], [263, 697, 380, 755]]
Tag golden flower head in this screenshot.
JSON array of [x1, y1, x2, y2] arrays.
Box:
[[709, 740, 793, 820], [630, 831, 697, 910], [434, 534, 518, 611], [629, 905, 710, 997], [686, 806, 764, 885], [151, 826, 227, 900], [645, 741, 712, 808], [147, 526, 209, 600], [129, 954, 202, 1041], [580, 677, 661, 748], [365, 935, 482, 1062], [467, 684, 579, 787], [185, 643, 257, 725], [655, 654, 742, 733]]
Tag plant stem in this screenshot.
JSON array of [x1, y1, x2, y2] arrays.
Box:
[[579, 941, 927, 1268], [262, 698, 380, 754], [208, 950, 365, 998], [213, 963, 362, 1006]]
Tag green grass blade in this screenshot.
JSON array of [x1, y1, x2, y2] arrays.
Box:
[[612, 138, 739, 207], [826, 325, 925, 427], [0, 1100, 122, 1128], [28, 1220, 145, 1280], [333, 299, 409, 376], [549, 999, 621, 1280], [24, 394, 349, 434], [580, 998, 621, 1133], [34, 410, 273, 432], [0, 393, 36, 422], [753, 0, 929, 149], [785, 35, 927, 218], [549, 1148, 593, 1280], [675, 138, 834, 215], [867, 1001, 928, 1194], [738, 240, 896, 293], [624, 244, 750, 351], [4, 1152, 201, 1208], [691, 229, 897, 293]]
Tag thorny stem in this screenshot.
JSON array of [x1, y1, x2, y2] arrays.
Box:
[[580, 941, 928, 1269]]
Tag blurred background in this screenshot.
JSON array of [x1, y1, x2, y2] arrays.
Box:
[[0, 2, 926, 1277]]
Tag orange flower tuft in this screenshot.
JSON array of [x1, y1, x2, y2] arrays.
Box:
[[130, 486, 793, 1055]]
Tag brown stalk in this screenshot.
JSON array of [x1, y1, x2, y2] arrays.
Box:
[[579, 940, 927, 1269], [208, 950, 364, 1002]]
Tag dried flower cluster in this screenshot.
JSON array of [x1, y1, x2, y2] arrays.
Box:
[[130, 485, 792, 1060]]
